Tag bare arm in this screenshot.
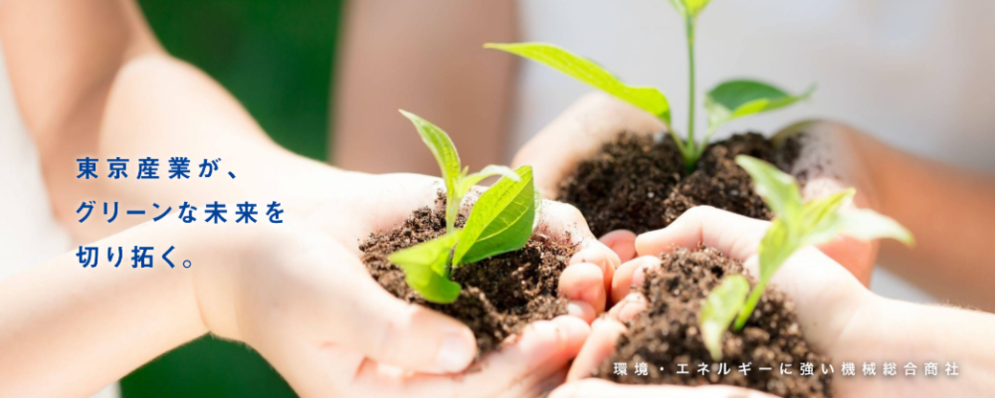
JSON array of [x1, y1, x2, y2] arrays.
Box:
[[0, 221, 208, 398], [332, 0, 517, 174], [0, 0, 329, 243], [851, 131, 995, 310]]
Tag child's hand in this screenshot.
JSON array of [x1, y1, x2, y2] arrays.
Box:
[[512, 92, 882, 285], [565, 206, 884, 397], [511, 93, 669, 265], [196, 171, 619, 397], [771, 120, 881, 285]]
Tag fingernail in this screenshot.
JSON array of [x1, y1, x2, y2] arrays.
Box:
[[567, 302, 585, 317], [435, 333, 475, 373]]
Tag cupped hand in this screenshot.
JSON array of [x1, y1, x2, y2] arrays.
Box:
[[771, 120, 881, 285], [510, 91, 882, 284], [196, 170, 618, 397], [564, 206, 886, 397], [511, 92, 664, 265]]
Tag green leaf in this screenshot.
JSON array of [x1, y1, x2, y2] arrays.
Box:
[[667, 0, 712, 17], [705, 80, 814, 130], [735, 217, 796, 331], [757, 217, 797, 282], [485, 43, 671, 125], [734, 155, 803, 222], [452, 166, 536, 266], [388, 232, 462, 304], [799, 189, 854, 244], [813, 208, 915, 247], [700, 274, 749, 361], [399, 110, 462, 198], [455, 165, 520, 200]]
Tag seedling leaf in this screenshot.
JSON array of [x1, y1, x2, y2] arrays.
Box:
[[705, 80, 814, 131], [452, 166, 536, 266], [667, 0, 713, 17], [455, 165, 520, 200], [485, 43, 672, 125], [813, 208, 915, 247], [399, 110, 461, 195], [732, 155, 914, 331], [734, 155, 802, 222], [700, 274, 749, 361], [388, 232, 462, 304], [799, 189, 854, 245]]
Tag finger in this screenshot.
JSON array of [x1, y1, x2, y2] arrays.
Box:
[[565, 319, 627, 382], [570, 245, 620, 301], [537, 200, 597, 246], [610, 256, 660, 304], [550, 378, 777, 398], [539, 200, 619, 299], [513, 92, 665, 198], [520, 368, 569, 398], [400, 315, 591, 397], [278, 240, 478, 374], [634, 206, 768, 262], [606, 293, 647, 323], [566, 301, 597, 324], [599, 230, 637, 263], [559, 263, 607, 314]]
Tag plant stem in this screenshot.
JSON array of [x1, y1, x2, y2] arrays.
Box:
[[685, 14, 697, 153], [446, 192, 458, 234], [734, 280, 766, 331]]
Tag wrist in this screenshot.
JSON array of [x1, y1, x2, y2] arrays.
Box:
[[186, 223, 278, 341]]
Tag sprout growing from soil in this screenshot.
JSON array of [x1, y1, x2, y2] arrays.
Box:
[[699, 155, 914, 360], [388, 111, 540, 304], [486, 0, 813, 172]]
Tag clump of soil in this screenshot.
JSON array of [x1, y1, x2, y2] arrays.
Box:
[[595, 247, 832, 397], [361, 197, 576, 355], [559, 132, 800, 236]]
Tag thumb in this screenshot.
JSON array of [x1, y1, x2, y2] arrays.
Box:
[[256, 235, 479, 375], [328, 262, 478, 373]]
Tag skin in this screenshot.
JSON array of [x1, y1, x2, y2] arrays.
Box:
[[0, 1, 618, 396], [332, 0, 517, 175], [552, 207, 995, 397], [512, 93, 881, 293]]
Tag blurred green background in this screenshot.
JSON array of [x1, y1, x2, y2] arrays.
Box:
[[120, 1, 343, 397]]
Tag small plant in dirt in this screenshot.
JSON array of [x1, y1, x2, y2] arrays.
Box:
[[387, 110, 540, 303], [699, 155, 914, 360], [487, 0, 813, 172]]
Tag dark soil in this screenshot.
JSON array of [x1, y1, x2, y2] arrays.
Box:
[[361, 197, 576, 355], [559, 132, 800, 236], [595, 247, 833, 397]]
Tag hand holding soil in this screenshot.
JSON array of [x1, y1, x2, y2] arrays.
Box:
[[513, 93, 884, 286], [554, 207, 880, 397], [771, 121, 881, 285], [248, 170, 618, 397]]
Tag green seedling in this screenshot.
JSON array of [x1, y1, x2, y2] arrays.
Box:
[[388, 111, 540, 304], [699, 155, 914, 360], [486, 0, 813, 171]]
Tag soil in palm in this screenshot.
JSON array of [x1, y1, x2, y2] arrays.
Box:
[[559, 132, 800, 236], [361, 197, 576, 356], [595, 246, 833, 397]]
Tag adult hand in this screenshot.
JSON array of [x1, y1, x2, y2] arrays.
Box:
[[196, 170, 619, 398], [512, 91, 881, 284], [770, 120, 881, 285], [511, 92, 666, 264], [560, 206, 887, 397]]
